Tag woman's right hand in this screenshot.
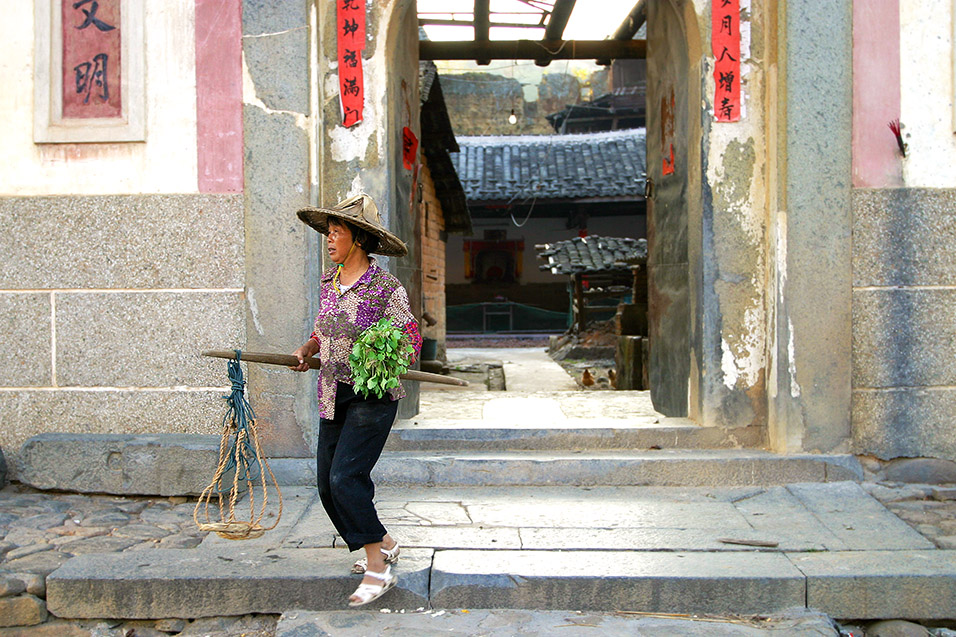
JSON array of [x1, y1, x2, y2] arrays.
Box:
[[290, 340, 318, 372]]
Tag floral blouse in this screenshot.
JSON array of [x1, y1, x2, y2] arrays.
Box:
[[310, 259, 422, 419]]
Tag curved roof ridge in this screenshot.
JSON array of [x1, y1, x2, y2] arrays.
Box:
[[456, 128, 646, 147]]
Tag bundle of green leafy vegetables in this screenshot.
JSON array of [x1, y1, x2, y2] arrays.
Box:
[[349, 317, 415, 398]]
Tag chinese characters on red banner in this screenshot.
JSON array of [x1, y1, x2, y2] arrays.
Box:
[[338, 0, 365, 127], [62, 0, 122, 118], [712, 0, 740, 122]]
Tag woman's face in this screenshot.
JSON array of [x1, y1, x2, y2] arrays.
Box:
[[326, 220, 354, 264]]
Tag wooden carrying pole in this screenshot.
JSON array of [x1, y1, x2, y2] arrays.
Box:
[[202, 350, 468, 387]]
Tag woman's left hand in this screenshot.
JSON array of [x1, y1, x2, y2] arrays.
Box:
[[290, 340, 318, 372]]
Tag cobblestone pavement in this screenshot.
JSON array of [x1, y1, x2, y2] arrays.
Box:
[[1, 480, 955, 636], [0, 484, 277, 636]]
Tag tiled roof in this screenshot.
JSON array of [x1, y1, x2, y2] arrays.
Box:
[[536, 235, 648, 275], [451, 129, 646, 202]]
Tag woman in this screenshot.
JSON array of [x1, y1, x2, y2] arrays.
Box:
[[290, 194, 421, 607]]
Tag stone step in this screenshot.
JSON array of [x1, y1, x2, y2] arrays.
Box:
[[369, 449, 864, 487], [46, 547, 956, 619], [17, 434, 864, 494], [387, 418, 765, 451]]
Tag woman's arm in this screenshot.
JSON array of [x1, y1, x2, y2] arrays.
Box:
[[289, 335, 319, 372]]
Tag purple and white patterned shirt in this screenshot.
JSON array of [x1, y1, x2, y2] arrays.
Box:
[[310, 259, 422, 419]]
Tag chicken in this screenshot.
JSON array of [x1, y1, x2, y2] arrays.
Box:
[[608, 369, 617, 389], [581, 368, 595, 387]]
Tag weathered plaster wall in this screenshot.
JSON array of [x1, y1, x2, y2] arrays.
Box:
[[386, 0, 422, 418], [0, 3, 199, 195], [690, 0, 771, 432], [313, 0, 422, 420], [769, 0, 853, 453], [850, 1, 956, 460], [241, 0, 314, 457]]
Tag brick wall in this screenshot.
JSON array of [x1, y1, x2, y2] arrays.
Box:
[[418, 158, 447, 360]]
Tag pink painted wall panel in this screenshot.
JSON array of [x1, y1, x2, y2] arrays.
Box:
[[195, 0, 243, 193], [852, 0, 901, 188]]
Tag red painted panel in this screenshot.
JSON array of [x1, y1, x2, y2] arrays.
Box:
[[195, 0, 244, 193], [853, 0, 901, 187], [62, 0, 122, 118]]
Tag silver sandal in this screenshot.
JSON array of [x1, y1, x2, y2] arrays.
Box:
[[351, 542, 400, 574]]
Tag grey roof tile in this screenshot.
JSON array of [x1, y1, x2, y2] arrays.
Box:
[[536, 235, 648, 275], [451, 129, 646, 202]]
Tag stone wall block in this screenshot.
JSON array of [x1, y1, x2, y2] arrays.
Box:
[[0, 294, 50, 387], [853, 289, 956, 388], [0, 391, 226, 480], [18, 433, 231, 496], [0, 195, 243, 290], [853, 389, 956, 459], [853, 188, 956, 287], [56, 292, 243, 387]]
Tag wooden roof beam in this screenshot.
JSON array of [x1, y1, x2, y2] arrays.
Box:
[[597, 0, 646, 65], [474, 0, 491, 65], [420, 39, 646, 64], [543, 0, 576, 41]]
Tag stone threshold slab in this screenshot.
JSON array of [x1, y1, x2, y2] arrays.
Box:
[[372, 450, 863, 486], [46, 547, 434, 619], [46, 546, 956, 620], [430, 549, 806, 614], [387, 422, 764, 451], [789, 549, 956, 619]]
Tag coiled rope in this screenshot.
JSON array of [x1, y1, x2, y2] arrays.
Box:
[[194, 351, 282, 540]]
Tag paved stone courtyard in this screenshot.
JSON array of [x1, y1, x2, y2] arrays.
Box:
[[2, 478, 956, 635], [2, 349, 956, 635]]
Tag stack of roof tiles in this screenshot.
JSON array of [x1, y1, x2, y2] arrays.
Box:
[[451, 129, 646, 202], [536, 235, 648, 275]]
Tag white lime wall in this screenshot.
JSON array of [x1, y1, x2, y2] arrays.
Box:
[[0, 2, 199, 196], [899, 0, 956, 188]]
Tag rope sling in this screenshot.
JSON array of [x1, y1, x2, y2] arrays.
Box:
[[194, 351, 282, 540]]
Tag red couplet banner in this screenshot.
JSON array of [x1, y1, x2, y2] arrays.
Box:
[[337, 0, 366, 127], [712, 0, 741, 122]]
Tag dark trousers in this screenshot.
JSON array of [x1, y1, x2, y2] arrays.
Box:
[[316, 382, 398, 552]]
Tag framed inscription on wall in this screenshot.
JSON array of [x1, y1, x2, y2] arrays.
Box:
[[34, 0, 145, 143]]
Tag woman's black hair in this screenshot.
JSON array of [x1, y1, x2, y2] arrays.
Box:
[[329, 218, 380, 254]]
